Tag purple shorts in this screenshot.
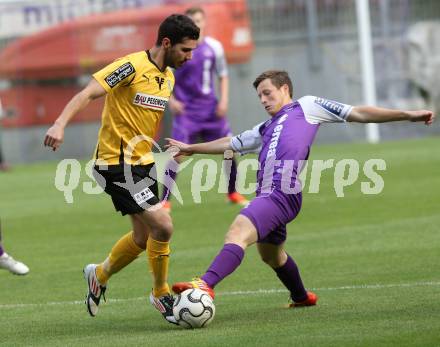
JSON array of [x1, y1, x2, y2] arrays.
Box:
[[240, 190, 302, 245], [171, 115, 232, 144]]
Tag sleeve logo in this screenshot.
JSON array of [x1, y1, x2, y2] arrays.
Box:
[[105, 62, 135, 88], [314, 97, 344, 117]]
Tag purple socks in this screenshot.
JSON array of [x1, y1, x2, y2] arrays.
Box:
[[274, 254, 308, 302], [199, 245, 307, 303], [201, 243, 244, 288]]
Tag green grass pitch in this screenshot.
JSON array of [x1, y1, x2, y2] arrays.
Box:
[[1, 137, 439, 346]]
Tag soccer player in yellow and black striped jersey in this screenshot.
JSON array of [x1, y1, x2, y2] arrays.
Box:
[[44, 14, 199, 325]]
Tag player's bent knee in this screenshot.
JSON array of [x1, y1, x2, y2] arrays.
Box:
[[136, 210, 173, 241], [152, 214, 173, 241], [161, 220, 173, 236], [259, 255, 281, 268], [224, 216, 258, 248]]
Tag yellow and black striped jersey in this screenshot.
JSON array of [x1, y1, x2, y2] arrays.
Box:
[[93, 50, 174, 165]]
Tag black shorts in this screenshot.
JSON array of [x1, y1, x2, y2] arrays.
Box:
[[93, 163, 160, 216]]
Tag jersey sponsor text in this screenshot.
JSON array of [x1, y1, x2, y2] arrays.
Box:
[[266, 114, 288, 159], [133, 93, 168, 111]]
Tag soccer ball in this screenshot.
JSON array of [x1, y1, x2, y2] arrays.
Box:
[[172, 288, 215, 328]]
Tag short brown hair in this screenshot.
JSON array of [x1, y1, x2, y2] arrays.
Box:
[[185, 6, 205, 17], [253, 70, 293, 97]]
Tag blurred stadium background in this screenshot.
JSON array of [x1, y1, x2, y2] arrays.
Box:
[[0, 0, 439, 164], [1, 2, 439, 345]]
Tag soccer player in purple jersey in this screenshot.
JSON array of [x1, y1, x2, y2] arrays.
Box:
[[162, 6, 248, 210], [167, 70, 435, 306]]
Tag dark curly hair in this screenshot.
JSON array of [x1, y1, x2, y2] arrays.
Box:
[[156, 14, 200, 46]]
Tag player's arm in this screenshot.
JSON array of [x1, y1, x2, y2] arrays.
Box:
[[347, 106, 435, 125], [168, 94, 185, 116], [166, 137, 232, 157], [44, 79, 106, 151], [165, 122, 263, 157], [211, 38, 229, 117], [298, 95, 435, 126], [216, 75, 229, 117]]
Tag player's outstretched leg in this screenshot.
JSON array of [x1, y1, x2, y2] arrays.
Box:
[[173, 243, 246, 299], [173, 217, 254, 300], [83, 264, 107, 317]]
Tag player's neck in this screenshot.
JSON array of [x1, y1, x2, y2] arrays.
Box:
[[198, 29, 205, 42], [148, 46, 166, 71], [270, 99, 294, 117]]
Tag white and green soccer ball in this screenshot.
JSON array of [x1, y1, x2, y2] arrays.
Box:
[[173, 288, 215, 328]]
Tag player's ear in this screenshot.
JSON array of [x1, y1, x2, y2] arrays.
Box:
[[162, 37, 172, 49]]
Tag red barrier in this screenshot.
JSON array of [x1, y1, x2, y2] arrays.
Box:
[[0, 1, 253, 128], [0, 1, 253, 80], [0, 86, 104, 127]]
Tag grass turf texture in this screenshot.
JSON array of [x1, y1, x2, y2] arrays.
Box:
[[0, 137, 439, 346]]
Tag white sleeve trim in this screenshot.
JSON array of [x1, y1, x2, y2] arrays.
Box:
[[230, 122, 263, 155], [298, 95, 353, 124], [205, 36, 228, 78]]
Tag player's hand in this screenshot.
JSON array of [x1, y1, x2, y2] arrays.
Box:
[[169, 99, 185, 116], [165, 138, 193, 157], [44, 123, 64, 151], [407, 110, 435, 125], [216, 100, 228, 118]]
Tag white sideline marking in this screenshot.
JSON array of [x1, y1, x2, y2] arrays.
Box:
[[1, 281, 439, 310]]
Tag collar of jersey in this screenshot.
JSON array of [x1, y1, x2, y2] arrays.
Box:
[[272, 102, 295, 119], [146, 50, 167, 73]]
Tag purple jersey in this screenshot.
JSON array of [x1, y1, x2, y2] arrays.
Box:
[[233, 96, 352, 244], [231, 96, 353, 196], [173, 37, 228, 122], [256, 103, 319, 195]]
